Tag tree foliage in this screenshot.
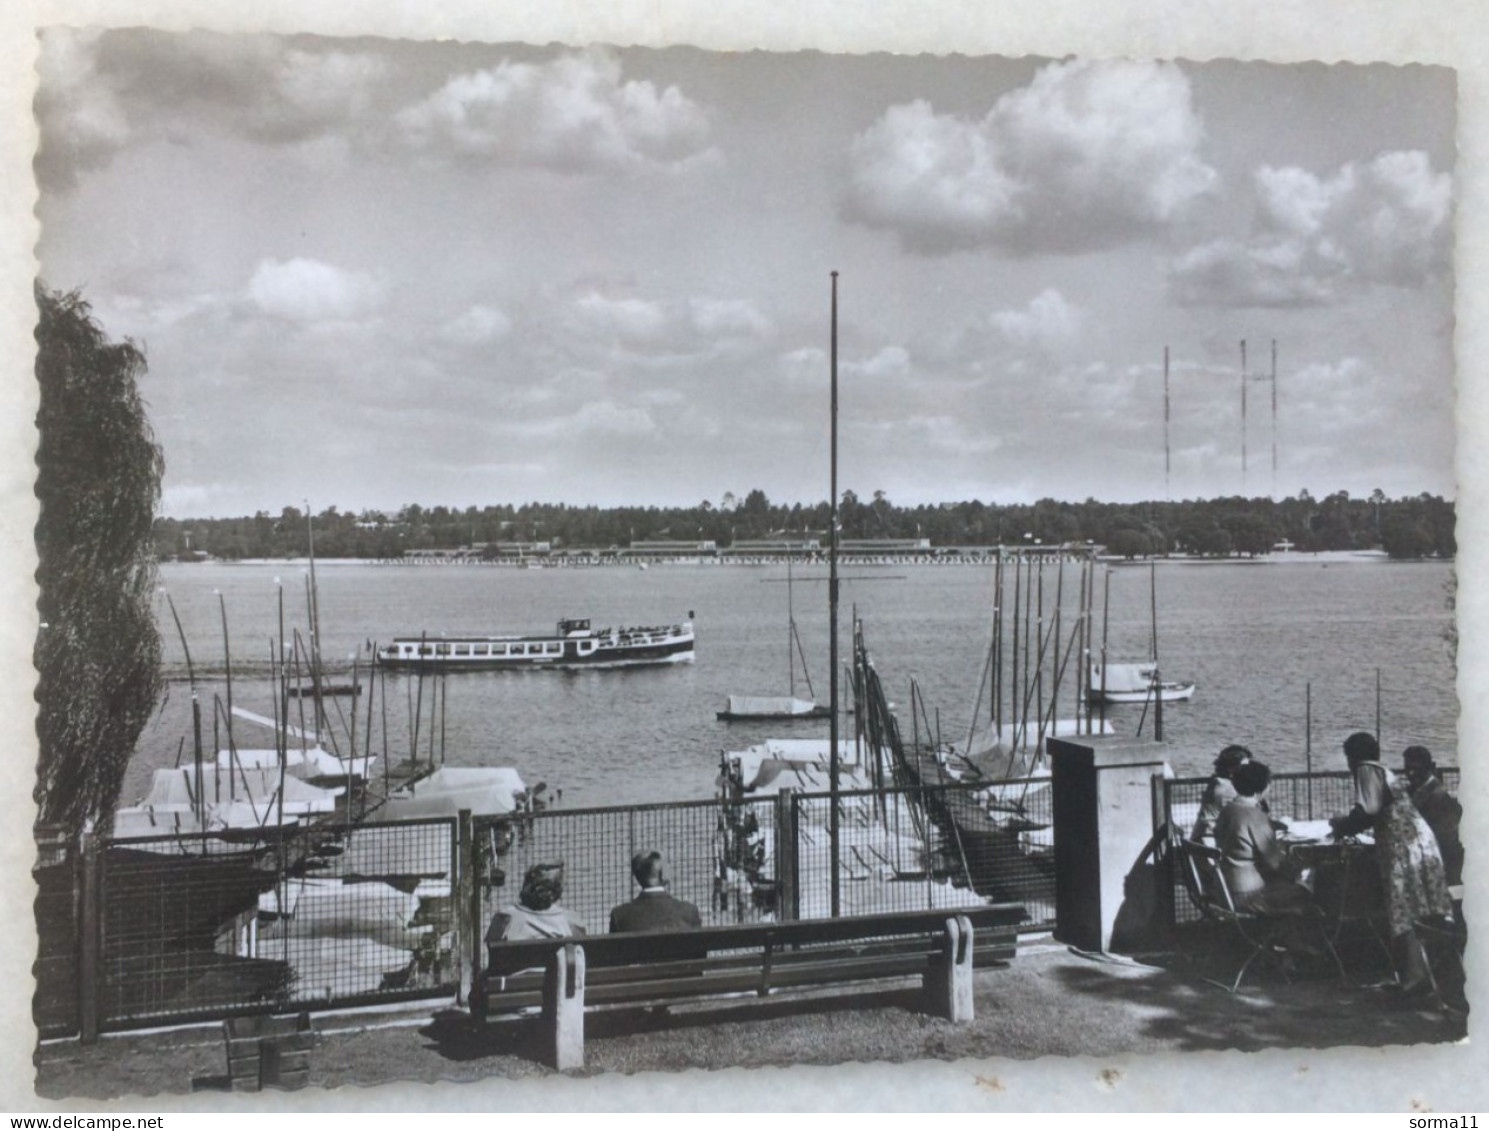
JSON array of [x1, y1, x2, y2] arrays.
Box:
[[153, 487, 1457, 561], [34, 285, 164, 840]]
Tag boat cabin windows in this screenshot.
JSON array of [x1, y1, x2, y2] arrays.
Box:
[[453, 644, 470, 657], [544, 642, 561, 655], [418, 645, 433, 657]]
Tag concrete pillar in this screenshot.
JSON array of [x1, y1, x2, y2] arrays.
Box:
[[774, 788, 798, 921], [1049, 736, 1169, 954], [924, 914, 975, 1022], [544, 942, 586, 1071]]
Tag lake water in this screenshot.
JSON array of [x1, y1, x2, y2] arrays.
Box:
[[132, 557, 1460, 810]]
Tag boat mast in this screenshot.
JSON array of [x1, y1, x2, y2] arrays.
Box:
[[787, 557, 799, 701], [828, 270, 842, 919], [306, 506, 327, 743], [1099, 566, 1111, 733], [1150, 560, 1164, 742], [165, 593, 204, 833], [1305, 681, 1313, 818], [993, 551, 1004, 743]]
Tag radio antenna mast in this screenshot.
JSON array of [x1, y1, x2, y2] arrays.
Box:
[[1164, 346, 1171, 501], [1240, 339, 1248, 496], [1270, 339, 1279, 500]]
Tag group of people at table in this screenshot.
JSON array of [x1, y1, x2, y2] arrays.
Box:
[[1192, 731, 1464, 1000]]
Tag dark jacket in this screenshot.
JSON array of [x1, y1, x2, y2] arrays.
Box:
[[608, 889, 703, 934], [1412, 776, 1464, 887]]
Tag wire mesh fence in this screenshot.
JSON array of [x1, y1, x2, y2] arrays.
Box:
[[472, 796, 781, 944], [97, 817, 457, 1029], [789, 780, 1055, 928], [64, 771, 1077, 1034], [1161, 768, 1461, 924]]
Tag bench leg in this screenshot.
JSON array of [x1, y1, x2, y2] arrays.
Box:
[[925, 915, 975, 1023], [543, 943, 586, 1071]]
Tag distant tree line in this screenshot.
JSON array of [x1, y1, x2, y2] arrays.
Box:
[[153, 487, 1455, 563]]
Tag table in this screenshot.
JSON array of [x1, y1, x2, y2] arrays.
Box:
[[1287, 838, 1382, 923], [1278, 830, 1393, 982]]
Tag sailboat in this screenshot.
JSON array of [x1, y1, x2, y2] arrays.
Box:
[[717, 558, 830, 721], [1087, 661, 1195, 704]]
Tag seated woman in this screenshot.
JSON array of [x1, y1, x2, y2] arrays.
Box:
[[484, 863, 588, 993], [1214, 760, 1319, 954], [1192, 744, 1252, 842], [1331, 732, 1451, 995]]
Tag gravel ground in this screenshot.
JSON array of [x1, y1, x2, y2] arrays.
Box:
[[33, 942, 1468, 1103]]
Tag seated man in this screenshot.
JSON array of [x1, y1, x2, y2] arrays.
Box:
[[1214, 760, 1320, 953], [1403, 744, 1465, 950], [609, 850, 702, 933], [1404, 746, 1463, 889]]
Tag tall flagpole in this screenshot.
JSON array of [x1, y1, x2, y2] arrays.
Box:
[[829, 270, 841, 918]]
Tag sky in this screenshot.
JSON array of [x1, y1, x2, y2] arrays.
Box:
[[34, 32, 1457, 518]]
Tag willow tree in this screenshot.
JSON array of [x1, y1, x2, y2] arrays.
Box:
[[34, 284, 164, 841]]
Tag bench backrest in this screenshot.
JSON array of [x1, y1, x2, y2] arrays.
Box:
[[484, 903, 1026, 973]]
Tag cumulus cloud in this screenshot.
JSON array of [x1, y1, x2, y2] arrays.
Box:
[[440, 304, 512, 345], [396, 49, 710, 172], [573, 400, 656, 436], [565, 288, 772, 357], [36, 29, 132, 191], [845, 346, 913, 383], [1170, 150, 1452, 306], [991, 288, 1081, 353], [572, 292, 671, 347], [36, 29, 392, 189], [688, 298, 772, 340], [844, 59, 1215, 254], [248, 258, 385, 323]]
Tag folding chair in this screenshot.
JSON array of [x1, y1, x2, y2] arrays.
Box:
[[1177, 839, 1343, 993]]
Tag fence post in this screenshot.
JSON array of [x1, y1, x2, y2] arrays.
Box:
[[774, 789, 797, 921], [456, 809, 474, 1005], [1151, 775, 1176, 930], [78, 832, 100, 1044]]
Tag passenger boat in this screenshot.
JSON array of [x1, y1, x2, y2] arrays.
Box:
[[1088, 662, 1195, 704], [375, 617, 695, 671]]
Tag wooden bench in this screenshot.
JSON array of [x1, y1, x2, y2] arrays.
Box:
[[472, 903, 1026, 1069]]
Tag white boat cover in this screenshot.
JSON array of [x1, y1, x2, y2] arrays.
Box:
[[266, 935, 420, 999], [215, 746, 376, 781], [112, 804, 301, 843], [139, 765, 343, 816], [380, 766, 526, 819], [1089, 663, 1159, 694], [724, 739, 869, 796], [257, 877, 428, 948], [722, 695, 821, 717]]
